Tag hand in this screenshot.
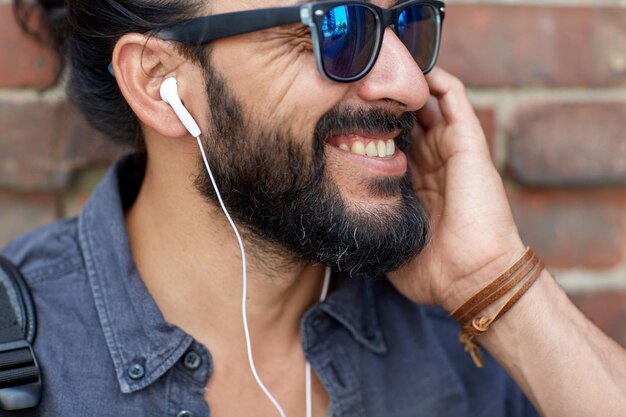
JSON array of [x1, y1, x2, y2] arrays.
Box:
[[388, 68, 525, 312]]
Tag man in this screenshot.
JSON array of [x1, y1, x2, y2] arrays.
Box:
[[4, 0, 625, 416]]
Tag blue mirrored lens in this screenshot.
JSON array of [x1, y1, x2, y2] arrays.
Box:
[[321, 5, 377, 80], [398, 5, 438, 71]]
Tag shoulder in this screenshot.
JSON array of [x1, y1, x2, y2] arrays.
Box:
[[1, 220, 127, 415], [1, 217, 84, 285], [0, 217, 98, 328], [0, 218, 94, 334]]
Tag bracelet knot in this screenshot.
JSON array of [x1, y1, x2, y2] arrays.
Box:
[[469, 316, 492, 335]]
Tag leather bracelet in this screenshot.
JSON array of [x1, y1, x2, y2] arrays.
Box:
[[450, 247, 545, 368], [451, 247, 532, 323], [455, 253, 539, 325]]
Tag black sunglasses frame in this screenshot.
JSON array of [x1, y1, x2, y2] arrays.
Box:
[[154, 0, 446, 83]]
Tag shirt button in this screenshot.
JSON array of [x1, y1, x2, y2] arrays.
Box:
[[127, 363, 145, 380], [183, 351, 202, 370], [177, 411, 194, 417]]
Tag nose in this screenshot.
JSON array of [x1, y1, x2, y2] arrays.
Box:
[[355, 28, 429, 112]]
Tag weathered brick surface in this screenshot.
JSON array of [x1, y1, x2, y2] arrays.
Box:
[[0, 100, 124, 191], [0, 5, 58, 88], [510, 189, 626, 269], [570, 292, 626, 347], [507, 102, 626, 186], [1, 0, 625, 344], [0, 191, 57, 247], [440, 5, 626, 87]]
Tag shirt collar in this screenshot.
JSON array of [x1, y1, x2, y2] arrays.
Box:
[[319, 273, 388, 355], [78, 155, 193, 394]]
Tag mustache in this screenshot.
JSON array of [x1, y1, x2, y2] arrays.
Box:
[[314, 106, 417, 150]]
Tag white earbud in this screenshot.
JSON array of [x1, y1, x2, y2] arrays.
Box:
[[160, 77, 202, 138]]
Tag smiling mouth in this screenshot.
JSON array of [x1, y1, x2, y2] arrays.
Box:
[[325, 130, 400, 159]]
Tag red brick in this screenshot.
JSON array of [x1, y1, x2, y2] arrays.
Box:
[[506, 102, 626, 186], [0, 100, 59, 189], [0, 5, 58, 88], [509, 189, 626, 269], [570, 292, 626, 347], [439, 5, 626, 87], [0, 191, 57, 246], [57, 105, 128, 175], [0, 100, 125, 191]]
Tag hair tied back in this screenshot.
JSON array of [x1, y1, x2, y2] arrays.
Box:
[[14, 0, 70, 58]]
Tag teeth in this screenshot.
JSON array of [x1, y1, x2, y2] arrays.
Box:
[[386, 140, 395, 156], [377, 140, 387, 157], [365, 142, 378, 157], [339, 139, 396, 158], [351, 141, 366, 155]]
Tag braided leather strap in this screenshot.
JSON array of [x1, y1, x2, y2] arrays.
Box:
[[450, 248, 545, 368]]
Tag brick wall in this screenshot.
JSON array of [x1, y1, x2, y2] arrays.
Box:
[[1, 1, 625, 345]]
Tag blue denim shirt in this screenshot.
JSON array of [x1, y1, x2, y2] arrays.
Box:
[[2, 156, 538, 417]]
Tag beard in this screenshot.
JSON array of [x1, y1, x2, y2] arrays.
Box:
[[195, 66, 429, 277]]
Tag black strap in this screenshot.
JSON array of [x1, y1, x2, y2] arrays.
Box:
[[0, 286, 22, 343], [0, 256, 41, 416]]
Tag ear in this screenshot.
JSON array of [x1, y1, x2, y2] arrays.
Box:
[[111, 33, 198, 139]]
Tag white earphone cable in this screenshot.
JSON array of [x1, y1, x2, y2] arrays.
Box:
[[306, 266, 332, 417], [196, 136, 331, 417], [196, 136, 287, 417]]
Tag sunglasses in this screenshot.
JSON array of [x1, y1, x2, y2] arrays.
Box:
[[154, 0, 446, 83]]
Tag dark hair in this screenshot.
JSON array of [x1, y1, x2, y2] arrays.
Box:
[[13, 0, 205, 148]]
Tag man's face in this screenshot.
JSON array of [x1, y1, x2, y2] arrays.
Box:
[[194, 0, 432, 275]]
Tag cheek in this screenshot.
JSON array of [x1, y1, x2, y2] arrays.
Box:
[[210, 39, 349, 138]]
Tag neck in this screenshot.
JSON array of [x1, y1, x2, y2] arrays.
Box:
[[125, 149, 327, 360]]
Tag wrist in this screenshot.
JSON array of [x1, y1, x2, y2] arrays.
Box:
[[439, 238, 527, 313]]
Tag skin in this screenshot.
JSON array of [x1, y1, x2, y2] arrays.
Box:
[[110, 0, 626, 416]]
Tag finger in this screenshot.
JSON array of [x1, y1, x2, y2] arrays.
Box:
[[425, 67, 480, 128], [408, 124, 442, 174], [416, 96, 444, 130]]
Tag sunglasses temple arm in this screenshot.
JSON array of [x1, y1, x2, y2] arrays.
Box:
[[154, 6, 303, 44]]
